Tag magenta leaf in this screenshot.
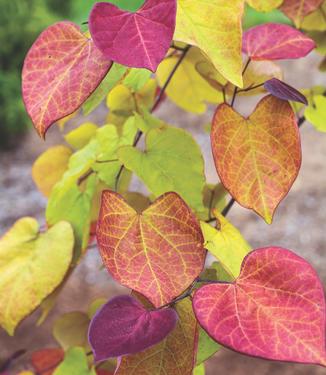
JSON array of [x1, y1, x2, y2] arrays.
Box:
[[88, 295, 178, 362], [193, 247, 326, 366], [243, 23, 316, 61], [264, 78, 308, 105], [89, 0, 176, 72]]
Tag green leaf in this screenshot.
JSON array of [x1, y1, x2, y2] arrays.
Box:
[[53, 312, 90, 350], [123, 68, 152, 91], [118, 126, 206, 213], [53, 347, 96, 375], [196, 328, 221, 365], [88, 298, 107, 319], [193, 363, 205, 375], [305, 95, 326, 132], [200, 184, 227, 220], [83, 63, 127, 115], [0, 218, 74, 335], [200, 212, 251, 278], [46, 174, 97, 256]]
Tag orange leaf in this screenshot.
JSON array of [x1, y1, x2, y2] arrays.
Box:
[[115, 298, 198, 375], [97, 191, 205, 307], [31, 348, 64, 375], [211, 95, 301, 223], [22, 22, 112, 138]]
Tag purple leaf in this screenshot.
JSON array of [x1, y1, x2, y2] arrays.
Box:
[[264, 78, 308, 105], [89, 0, 177, 72], [88, 295, 178, 362]]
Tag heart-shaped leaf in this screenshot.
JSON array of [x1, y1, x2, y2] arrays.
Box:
[[89, 0, 176, 72], [0, 218, 74, 335], [115, 298, 198, 375], [211, 95, 302, 223], [243, 23, 316, 60], [281, 0, 324, 27], [97, 191, 205, 307], [264, 78, 308, 104], [88, 295, 178, 361], [22, 22, 112, 138], [174, 0, 244, 87], [193, 247, 326, 366]]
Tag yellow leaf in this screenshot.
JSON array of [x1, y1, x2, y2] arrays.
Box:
[[201, 211, 251, 278], [0, 218, 74, 335], [301, 0, 326, 31], [65, 123, 98, 150], [157, 48, 223, 113], [32, 146, 72, 198], [246, 0, 283, 12], [174, 0, 244, 87]]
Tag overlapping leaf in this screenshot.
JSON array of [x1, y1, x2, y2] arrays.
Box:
[[64, 123, 98, 150], [305, 95, 326, 132], [115, 298, 198, 375], [281, 0, 324, 27], [89, 0, 176, 71], [53, 347, 96, 375], [174, 0, 244, 87], [246, 0, 283, 12], [32, 146, 72, 197], [0, 218, 74, 335], [118, 125, 206, 213], [31, 348, 64, 375], [88, 295, 178, 361], [211, 95, 302, 223], [22, 22, 112, 137], [301, 1, 326, 30], [201, 212, 251, 278], [193, 247, 326, 366], [156, 48, 223, 113], [97, 191, 205, 307], [243, 23, 316, 60]]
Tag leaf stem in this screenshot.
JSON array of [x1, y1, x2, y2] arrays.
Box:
[[230, 58, 251, 107]]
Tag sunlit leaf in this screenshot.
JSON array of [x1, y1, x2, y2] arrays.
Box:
[[89, 0, 176, 71], [193, 363, 205, 375], [123, 68, 152, 91], [53, 347, 96, 375], [115, 298, 198, 375], [89, 295, 178, 361], [97, 191, 205, 307], [175, 0, 244, 87], [83, 64, 128, 116], [201, 212, 251, 278], [0, 218, 74, 335], [211, 95, 302, 223], [281, 0, 324, 27], [193, 247, 326, 366], [196, 328, 221, 365], [118, 126, 206, 213], [156, 48, 223, 113], [246, 0, 283, 12], [32, 146, 72, 198], [22, 22, 112, 137], [64, 123, 98, 150], [305, 95, 326, 132], [243, 23, 316, 60]]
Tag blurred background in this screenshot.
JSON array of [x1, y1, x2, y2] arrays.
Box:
[[0, 1, 325, 374]]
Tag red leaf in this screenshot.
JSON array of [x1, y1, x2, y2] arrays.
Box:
[[193, 247, 326, 366], [264, 78, 308, 105], [88, 295, 178, 361], [22, 22, 112, 138], [89, 0, 176, 72], [31, 348, 64, 375], [97, 370, 114, 375], [242, 23, 316, 61], [96, 191, 205, 307]]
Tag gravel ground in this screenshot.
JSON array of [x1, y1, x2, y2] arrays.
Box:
[[0, 54, 325, 374]]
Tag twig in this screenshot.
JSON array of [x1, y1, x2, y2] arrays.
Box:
[[231, 58, 251, 107], [222, 197, 236, 217]]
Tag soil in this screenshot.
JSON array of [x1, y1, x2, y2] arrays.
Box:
[[0, 54, 325, 374]]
